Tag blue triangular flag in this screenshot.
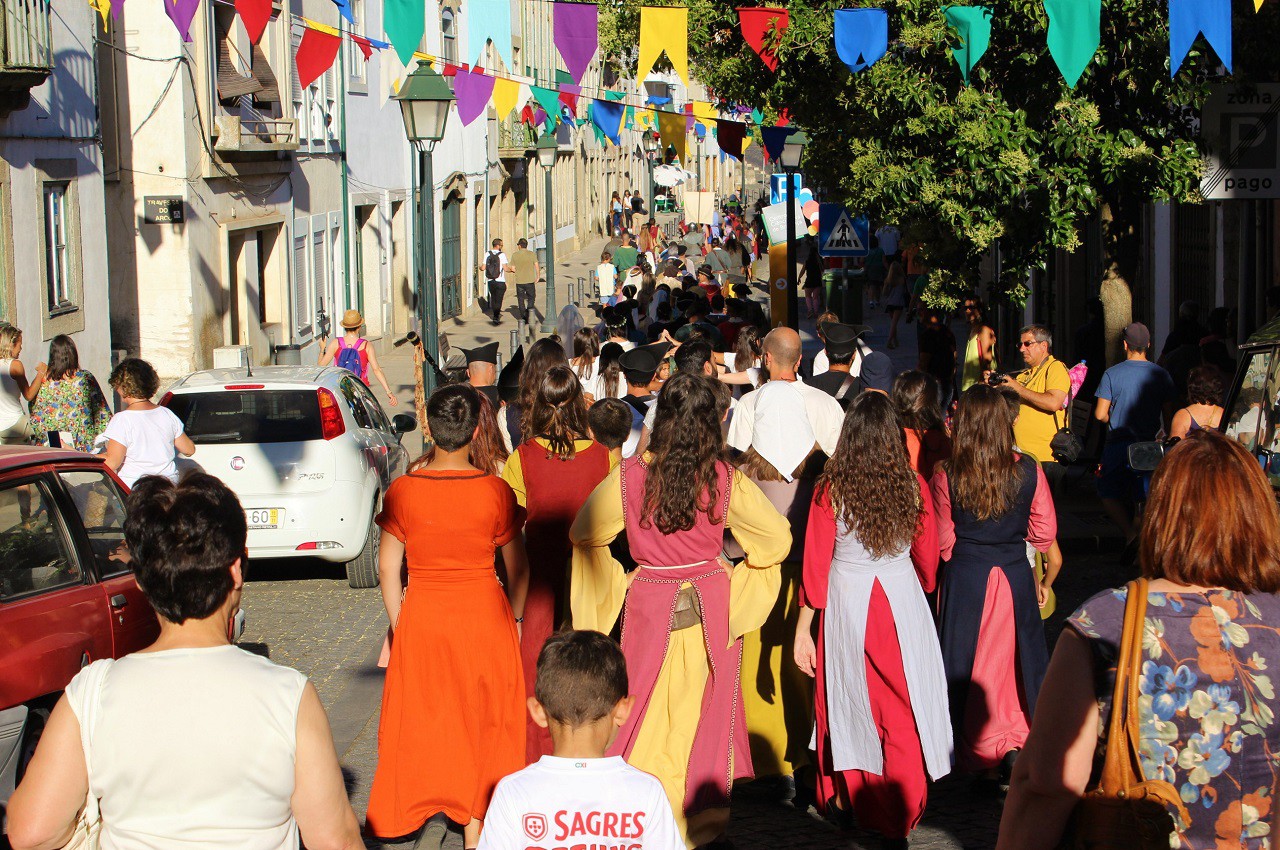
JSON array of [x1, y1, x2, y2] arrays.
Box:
[[834, 8, 889, 74], [591, 99, 625, 146], [760, 126, 793, 163], [1169, 0, 1232, 77]]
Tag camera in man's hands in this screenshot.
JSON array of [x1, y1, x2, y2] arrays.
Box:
[[986, 371, 1009, 388]]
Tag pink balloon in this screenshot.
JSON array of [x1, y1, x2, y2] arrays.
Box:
[[802, 200, 820, 217]]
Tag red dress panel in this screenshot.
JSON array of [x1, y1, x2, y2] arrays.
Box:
[[517, 440, 610, 762]]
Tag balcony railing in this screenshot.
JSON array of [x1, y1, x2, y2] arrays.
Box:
[[0, 0, 52, 94], [212, 114, 299, 153], [498, 117, 535, 157]]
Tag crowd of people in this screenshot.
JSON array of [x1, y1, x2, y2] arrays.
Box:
[[10, 206, 1280, 850]]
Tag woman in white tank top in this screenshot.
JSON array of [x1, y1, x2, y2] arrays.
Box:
[[7, 474, 363, 850], [0, 325, 47, 444]]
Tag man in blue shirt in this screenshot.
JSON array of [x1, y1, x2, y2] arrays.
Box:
[[1093, 322, 1176, 549]]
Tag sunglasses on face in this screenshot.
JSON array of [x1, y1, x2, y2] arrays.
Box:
[[1018, 340, 1041, 348]]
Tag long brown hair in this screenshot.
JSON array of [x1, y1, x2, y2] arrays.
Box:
[[945, 384, 1021, 520], [526, 365, 590, 461], [819, 392, 922, 557], [571, 328, 599, 380], [892, 370, 943, 433], [642, 373, 728, 533], [410, 391, 508, 475], [519, 338, 569, 436], [1141, 430, 1280, 592]]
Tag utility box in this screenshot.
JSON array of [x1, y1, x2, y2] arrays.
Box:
[[212, 346, 250, 369]]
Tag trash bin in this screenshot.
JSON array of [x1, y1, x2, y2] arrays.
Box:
[[273, 344, 303, 366], [823, 271, 842, 321]]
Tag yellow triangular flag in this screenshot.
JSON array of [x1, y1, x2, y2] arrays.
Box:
[[492, 77, 521, 119], [657, 110, 686, 164], [89, 0, 110, 26], [1255, 0, 1264, 11], [301, 17, 342, 36], [741, 133, 752, 152], [638, 6, 689, 87], [692, 101, 718, 131]]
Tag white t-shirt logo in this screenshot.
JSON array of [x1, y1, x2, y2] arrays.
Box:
[[522, 813, 548, 841]]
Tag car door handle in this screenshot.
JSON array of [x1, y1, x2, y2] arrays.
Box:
[[110, 594, 128, 609]]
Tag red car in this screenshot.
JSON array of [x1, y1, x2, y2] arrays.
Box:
[[0, 446, 158, 808]]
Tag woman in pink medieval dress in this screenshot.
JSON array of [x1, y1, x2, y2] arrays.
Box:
[[569, 373, 791, 848], [794, 392, 952, 849]]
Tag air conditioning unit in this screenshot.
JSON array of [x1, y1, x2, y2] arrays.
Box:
[[213, 115, 242, 150], [212, 346, 250, 369]]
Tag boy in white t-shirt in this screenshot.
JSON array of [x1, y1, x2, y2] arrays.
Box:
[[478, 631, 683, 850]]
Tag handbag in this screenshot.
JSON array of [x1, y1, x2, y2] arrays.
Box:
[[64, 660, 111, 850], [1064, 578, 1189, 849], [1050, 365, 1082, 464]]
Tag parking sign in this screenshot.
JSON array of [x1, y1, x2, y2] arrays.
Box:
[[1202, 84, 1280, 199]]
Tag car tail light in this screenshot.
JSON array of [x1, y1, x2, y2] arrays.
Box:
[[225, 384, 265, 390], [295, 541, 341, 551], [159, 392, 173, 406], [317, 388, 346, 440]]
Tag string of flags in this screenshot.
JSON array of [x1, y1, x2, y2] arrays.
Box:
[[102, 0, 1271, 164]]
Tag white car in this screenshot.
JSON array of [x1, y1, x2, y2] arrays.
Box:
[[161, 366, 416, 587]]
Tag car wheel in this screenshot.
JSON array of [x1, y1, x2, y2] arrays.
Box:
[[345, 500, 380, 589]]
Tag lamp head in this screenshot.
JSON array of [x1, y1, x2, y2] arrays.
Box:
[[396, 60, 454, 147], [780, 129, 809, 169], [536, 132, 558, 168]]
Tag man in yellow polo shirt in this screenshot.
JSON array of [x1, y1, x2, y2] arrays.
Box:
[[998, 323, 1072, 493]]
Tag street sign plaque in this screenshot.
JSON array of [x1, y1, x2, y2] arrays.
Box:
[[143, 196, 185, 225], [760, 201, 807, 246], [817, 204, 869, 257], [1201, 84, 1280, 200]]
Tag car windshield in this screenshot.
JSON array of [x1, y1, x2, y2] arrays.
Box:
[[166, 390, 322, 444]]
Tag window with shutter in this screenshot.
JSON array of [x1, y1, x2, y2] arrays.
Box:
[[290, 28, 307, 151], [292, 231, 311, 336], [322, 64, 337, 143], [312, 230, 327, 328]]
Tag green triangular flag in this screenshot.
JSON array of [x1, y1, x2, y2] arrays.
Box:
[[1043, 0, 1100, 88], [944, 6, 992, 84], [751, 107, 764, 124], [531, 85, 562, 130], [605, 90, 627, 101], [383, 0, 425, 66]]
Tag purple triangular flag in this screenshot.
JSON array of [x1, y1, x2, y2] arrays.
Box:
[[455, 67, 496, 127], [165, 0, 201, 42], [553, 1, 598, 85]]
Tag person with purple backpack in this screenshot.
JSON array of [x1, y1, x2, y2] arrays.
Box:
[[318, 309, 399, 408]]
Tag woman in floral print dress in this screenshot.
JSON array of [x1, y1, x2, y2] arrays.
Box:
[[998, 430, 1280, 850], [28, 335, 111, 451]]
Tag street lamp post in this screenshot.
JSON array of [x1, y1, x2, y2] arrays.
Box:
[[395, 60, 454, 398], [643, 132, 658, 214], [780, 130, 808, 330], [537, 133, 559, 334]]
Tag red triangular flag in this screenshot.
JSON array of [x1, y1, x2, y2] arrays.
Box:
[[559, 84, 580, 114], [442, 62, 459, 76], [351, 35, 373, 60], [776, 108, 791, 127], [295, 27, 341, 90], [737, 7, 789, 72], [235, 0, 271, 44]]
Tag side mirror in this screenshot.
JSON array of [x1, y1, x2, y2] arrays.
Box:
[[1127, 441, 1166, 473], [391, 413, 417, 435]]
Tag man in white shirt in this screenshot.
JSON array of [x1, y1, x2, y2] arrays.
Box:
[[727, 327, 844, 457], [482, 238, 515, 324], [875, 224, 901, 258], [597, 250, 619, 306]]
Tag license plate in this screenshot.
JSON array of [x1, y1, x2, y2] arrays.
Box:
[[246, 508, 283, 529]]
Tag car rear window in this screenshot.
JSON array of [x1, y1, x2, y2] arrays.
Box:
[[166, 390, 322, 444]]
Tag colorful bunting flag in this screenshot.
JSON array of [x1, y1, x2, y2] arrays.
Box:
[[491, 77, 522, 119], [1043, 0, 1100, 87], [1256, 0, 1265, 10], [351, 34, 374, 60], [833, 8, 889, 74], [559, 83, 581, 115], [553, 1, 598, 84], [591, 99, 626, 145], [657, 110, 686, 164], [331, 0, 354, 25], [235, 0, 272, 44], [760, 126, 793, 163], [383, 0, 424, 65], [638, 6, 689, 86], [692, 101, 718, 131], [164, 0, 201, 42], [1169, 0, 1232, 76], [455, 66, 496, 126], [736, 7, 789, 72], [531, 86, 562, 130], [943, 6, 992, 84], [751, 107, 765, 124], [716, 119, 746, 159], [296, 26, 341, 89], [90, 0, 110, 26], [469, 0, 512, 67]]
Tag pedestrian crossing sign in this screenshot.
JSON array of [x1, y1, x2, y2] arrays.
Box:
[[818, 204, 869, 257]]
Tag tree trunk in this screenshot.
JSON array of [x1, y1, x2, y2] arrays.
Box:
[[1099, 198, 1138, 367]]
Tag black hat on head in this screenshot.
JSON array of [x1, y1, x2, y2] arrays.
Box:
[[619, 342, 671, 384], [858, 351, 895, 394], [497, 346, 523, 403], [461, 341, 500, 365], [820, 322, 872, 359]]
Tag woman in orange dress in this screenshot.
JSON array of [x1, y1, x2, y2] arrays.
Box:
[[366, 384, 530, 850]]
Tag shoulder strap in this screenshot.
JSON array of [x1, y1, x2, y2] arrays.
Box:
[[835, 373, 857, 401], [1097, 579, 1148, 797], [77, 659, 113, 820]]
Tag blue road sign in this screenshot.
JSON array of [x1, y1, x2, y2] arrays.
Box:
[[769, 173, 803, 205], [817, 204, 869, 257]]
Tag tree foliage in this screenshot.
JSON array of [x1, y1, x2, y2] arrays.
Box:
[[605, 0, 1280, 305]]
